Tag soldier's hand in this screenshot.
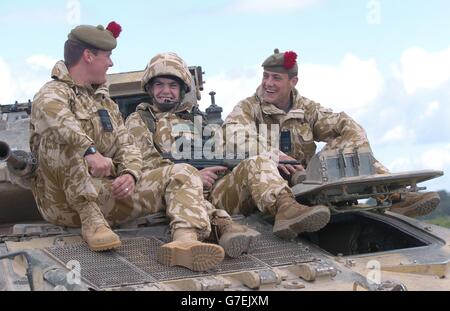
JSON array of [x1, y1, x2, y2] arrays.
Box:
[[112, 174, 135, 199], [85, 153, 113, 178], [199, 166, 228, 188], [278, 153, 304, 176]]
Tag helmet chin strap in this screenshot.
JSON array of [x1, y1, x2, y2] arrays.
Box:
[[154, 99, 181, 112]]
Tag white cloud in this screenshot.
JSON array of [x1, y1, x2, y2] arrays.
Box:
[[0, 55, 56, 106], [26, 55, 59, 71], [0, 57, 14, 105], [421, 100, 440, 120], [381, 125, 415, 144], [390, 63, 403, 82], [387, 157, 413, 172], [384, 146, 450, 171], [199, 66, 261, 118], [420, 146, 450, 171], [386, 152, 448, 172], [300, 54, 385, 114], [379, 145, 450, 191], [15, 75, 48, 101], [398, 46, 450, 94], [230, 0, 320, 12]]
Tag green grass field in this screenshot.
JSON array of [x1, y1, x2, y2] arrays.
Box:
[[426, 216, 450, 228]]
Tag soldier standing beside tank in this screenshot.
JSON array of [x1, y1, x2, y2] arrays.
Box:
[[125, 52, 331, 241], [30, 22, 231, 272], [223, 49, 440, 218]]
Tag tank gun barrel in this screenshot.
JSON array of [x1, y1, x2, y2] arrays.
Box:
[[0, 141, 27, 170], [0, 141, 37, 177]]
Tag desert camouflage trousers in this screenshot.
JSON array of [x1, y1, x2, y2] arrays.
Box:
[[31, 148, 230, 240], [208, 155, 292, 217]]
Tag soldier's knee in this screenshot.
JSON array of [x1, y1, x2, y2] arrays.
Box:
[[240, 154, 273, 169], [171, 163, 198, 175], [237, 156, 257, 169], [167, 163, 202, 186]]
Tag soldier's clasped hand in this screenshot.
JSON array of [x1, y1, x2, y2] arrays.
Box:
[[85, 153, 113, 178], [112, 173, 135, 199]]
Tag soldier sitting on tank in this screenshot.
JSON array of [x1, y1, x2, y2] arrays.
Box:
[[223, 48, 440, 219], [29, 22, 235, 272], [125, 52, 330, 241]]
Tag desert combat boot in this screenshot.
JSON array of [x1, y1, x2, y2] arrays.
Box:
[[157, 228, 225, 271], [273, 193, 331, 239], [77, 202, 122, 251], [389, 192, 440, 217], [211, 217, 261, 258]]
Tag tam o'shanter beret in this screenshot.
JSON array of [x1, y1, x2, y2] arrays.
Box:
[[262, 48, 298, 75], [68, 21, 122, 51]]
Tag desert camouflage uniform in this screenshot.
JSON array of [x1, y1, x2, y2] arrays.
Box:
[[223, 86, 389, 174], [126, 100, 292, 217], [29, 61, 213, 239]]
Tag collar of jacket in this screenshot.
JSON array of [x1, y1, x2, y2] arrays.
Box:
[[51, 60, 110, 98], [255, 85, 302, 115], [136, 102, 156, 118]]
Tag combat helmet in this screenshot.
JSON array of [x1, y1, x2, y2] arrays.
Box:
[[141, 52, 193, 99]]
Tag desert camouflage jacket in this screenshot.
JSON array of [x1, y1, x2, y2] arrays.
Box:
[[126, 99, 206, 166], [223, 86, 371, 166], [30, 61, 142, 181]]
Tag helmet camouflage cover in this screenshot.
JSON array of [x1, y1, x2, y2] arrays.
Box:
[[141, 52, 193, 94]]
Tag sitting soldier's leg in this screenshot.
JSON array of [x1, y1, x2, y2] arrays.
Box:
[[95, 163, 226, 271], [273, 193, 330, 239], [369, 158, 440, 217], [203, 201, 260, 258], [388, 192, 440, 217], [371, 158, 440, 216], [134, 164, 225, 271], [373, 160, 440, 217], [31, 148, 121, 251], [210, 155, 330, 240]]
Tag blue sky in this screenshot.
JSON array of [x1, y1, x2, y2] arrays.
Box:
[[1, 0, 449, 191]]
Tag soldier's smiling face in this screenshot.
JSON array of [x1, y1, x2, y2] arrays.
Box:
[[151, 77, 181, 104], [88, 50, 114, 84], [261, 70, 298, 108]]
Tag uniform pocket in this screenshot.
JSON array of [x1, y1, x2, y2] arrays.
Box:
[[291, 123, 317, 163], [297, 123, 314, 142]]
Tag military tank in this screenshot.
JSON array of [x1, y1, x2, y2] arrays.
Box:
[[0, 66, 449, 292]]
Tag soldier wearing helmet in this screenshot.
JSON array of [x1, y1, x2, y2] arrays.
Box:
[[126, 52, 266, 260], [126, 52, 332, 242], [142, 52, 193, 110], [223, 49, 440, 220]]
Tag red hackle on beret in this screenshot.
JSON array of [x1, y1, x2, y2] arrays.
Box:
[[283, 51, 297, 70], [106, 21, 122, 39]]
